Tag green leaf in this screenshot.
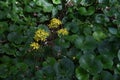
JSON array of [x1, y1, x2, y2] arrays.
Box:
[[24, 5, 33, 12], [108, 27, 117, 35], [79, 54, 103, 75], [117, 63, 120, 71], [78, 6, 95, 16], [93, 71, 114, 80], [1, 44, 16, 56], [9, 66, 18, 75], [52, 0, 61, 4], [93, 31, 107, 41], [78, 7, 87, 15], [34, 0, 53, 12], [39, 16, 49, 23], [55, 39, 70, 48], [65, 22, 79, 33], [98, 0, 109, 4], [95, 14, 109, 24], [42, 57, 56, 67], [80, 0, 94, 6], [0, 22, 8, 34], [35, 70, 44, 79], [75, 67, 89, 80], [7, 32, 23, 44], [67, 48, 80, 58], [98, 54, 113, 69], [52, 7, 58, 17], [98, 0, 104, 3], [0, 64, 8, 78], [36, 66, 55, 80], [118, 50, 120, 61], [87, 6, 95, 15], [65, 35, 79, 42], [54, 58, 74, 79], [37, 25, 50, 32], [74, 36, 84, 49], [43, 4, 53, 12], [0, 56, 11, 63], [75, 36, 97, 51], [109, 0, 117, 3], [16, 62, 28, 71], [82, 36, 97, 51], [83, 26, 92, 35]]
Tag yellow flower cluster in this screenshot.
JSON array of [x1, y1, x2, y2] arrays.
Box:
[[30, 29, 49, 50], [30, 18, 69, 50], [34, 29, 49, 42], [57, 28, 69, 36], [48, 18, 62, 28], [30, 42, 40, 50]]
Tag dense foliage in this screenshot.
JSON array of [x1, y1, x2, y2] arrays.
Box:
[[1, 0, 120, 80]]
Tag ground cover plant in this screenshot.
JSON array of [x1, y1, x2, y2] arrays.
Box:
[[0, 0, 120, 80]]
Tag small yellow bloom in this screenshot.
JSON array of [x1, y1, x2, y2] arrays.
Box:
[[30, 42, 40, 50], [73, 57, 76, 60], [34, 29, 49, 42], [48, 18, 62, 28], [57, 28, 69, 36]]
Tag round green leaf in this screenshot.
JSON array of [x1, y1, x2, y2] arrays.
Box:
[[108, 27, 118, 35], [93, 31, 107, 41], [78, 7, 87, 15], [75, 67, 89, 80], [93, 71, 113, 80], [7, 32, 23, 44], [74, 36, 84, 49], [87, 6, 95, 15], [54, 58, 74, 78], [98, 54, 113, 69], [82, 36, 97, 50], [95, 14, 109, 24], [79, 54, 103, 75]]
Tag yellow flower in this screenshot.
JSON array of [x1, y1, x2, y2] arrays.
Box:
[[72, 57, 76, 60], [34, 29, 49, 42], [48, 18, 62, 28], [30, 42, 40, 50], [57, 28, 69, 36]]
